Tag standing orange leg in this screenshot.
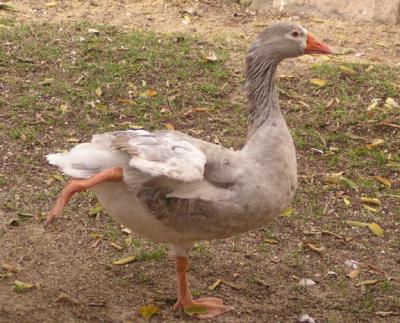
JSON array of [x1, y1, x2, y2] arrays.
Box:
[[46, 167, 123, 224], [174, 256, 234, 319]]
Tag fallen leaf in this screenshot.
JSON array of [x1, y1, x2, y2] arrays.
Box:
[[298, 278, 316, 287], [45, 2, 57, 7], [55, 292, 79, 304], [182, 15, 191, 25], [112, 256, 136, 265], [373, 176, 392, 188], [385, 97, 399, 108], [14, 280, 34, 292], [355, 279, 379, 287], [264, 238, 278, 244], [239, 0, 252, 7], [140, 89, 157, 98], [39, 78, 54, 86], [360, 197, 382, 206], [59, 104, 69, 114], [1, 263, 21, 273], [364, 205, 380, 213], [366, 139, 384, 149], [345, 260, 359, 269], [206, 52, 218, 62], [347, 269, 360, 279], [345, 220, 368, 228], [339, 176, 358, 190], [184, 305, 208, 315], [339, 65, 356, 75], [165, 123, 175, 130], [110, 242, 124, 250], [139, 304, 160, 321], [343, 197, 351, 206], [281, 207, 293, 217], [375, 311, 400, 317], [89, 232, 103, 240], [368, 223, 384, 237], [309, 78, 327, 87], [95, 87, 102, 97], [89, 205, 103, 217], [208, 279, 222, 291], [306, 243, 325, 254], [88, 28, 100, 35], [299, 314, 316, 323]]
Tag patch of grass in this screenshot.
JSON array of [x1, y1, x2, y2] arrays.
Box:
[[137, 246, 167, 262]]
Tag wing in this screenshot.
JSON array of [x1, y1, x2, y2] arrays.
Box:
[[111, 130, 207, 183]]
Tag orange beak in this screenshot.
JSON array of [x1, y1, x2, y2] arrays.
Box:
[[304, 34, 333, 54]]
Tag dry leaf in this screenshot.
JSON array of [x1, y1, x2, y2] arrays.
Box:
[[366, 139, 384, 149], [140, 89, 157, 98], [95, 87, 102, 97], [52, 174, 65, 182], [339, 65, 356, 75], [14, 280, 34, 292], [55, 292, 79, 304], [208, 279, 222, 291], [165, 123, 175, 130], [385, 97, 399, 108], [39, 78, 54, 86], [281, 207, 293, 217], [110, 242, 124, 250], [345, 220, 368, 228], [306, 243, 325, 254], [88, 28, 100, 35], [59, 104, 69, 114], [347, 270, 360, 279], [89, 205, 103, 217], [264, 238, 278, 244], [112, 256, 136, 265], [360, 197, 382, 206], [368, 223, 384, 237], [375, 311, 400, 317], [310, 78, 327, 87], [89, 232, 103, 240], [206, 52, 218, 62], [355, 279, 379, 287], [298, 278, 316, 287], [45, 2, 57, 7], [373, 175, 392, 188], [364, 205, 380, 213], [1, 263, 21, 273], [139, 304, 160, 321], [343, 197, 351, 206]]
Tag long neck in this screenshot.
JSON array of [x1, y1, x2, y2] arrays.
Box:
[[245, 55, 280, 138]]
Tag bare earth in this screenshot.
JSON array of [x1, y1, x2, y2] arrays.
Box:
[[0, 1, 399, 322]]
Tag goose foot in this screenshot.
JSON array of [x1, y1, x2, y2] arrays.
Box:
[[174, 256, 233, 319], [46, 167, 123, 224], [174, 297, 234, 319]]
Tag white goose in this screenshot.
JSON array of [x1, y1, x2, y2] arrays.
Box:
[[46, 22, 332, 319]]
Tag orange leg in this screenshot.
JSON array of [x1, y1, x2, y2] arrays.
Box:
[[46, 167, 123, 224], [174, 256, 234, 319]]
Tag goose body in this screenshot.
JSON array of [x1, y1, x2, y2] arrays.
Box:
[[46, 22, 331, 319]]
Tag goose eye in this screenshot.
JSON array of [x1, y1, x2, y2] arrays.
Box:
[[291, 31, 299, 38]]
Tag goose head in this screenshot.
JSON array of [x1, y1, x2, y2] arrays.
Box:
[[248, 22, 332, 62]]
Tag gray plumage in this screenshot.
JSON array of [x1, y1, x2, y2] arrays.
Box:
[[47, 22, 306, 256]]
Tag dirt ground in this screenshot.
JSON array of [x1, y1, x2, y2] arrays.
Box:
[[0, 1, 399, 322]]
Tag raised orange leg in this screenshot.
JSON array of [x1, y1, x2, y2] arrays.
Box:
[[174, 256, 234, 319], [46, 167, 123, 224]]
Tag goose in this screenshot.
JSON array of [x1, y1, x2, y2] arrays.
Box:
[[45, 22, 332, 319]]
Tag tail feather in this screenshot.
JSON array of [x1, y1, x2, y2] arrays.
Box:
[[46, 134, 129, 179]]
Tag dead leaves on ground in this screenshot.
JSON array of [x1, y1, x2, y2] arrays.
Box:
[[139, 304, 160, 321]]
